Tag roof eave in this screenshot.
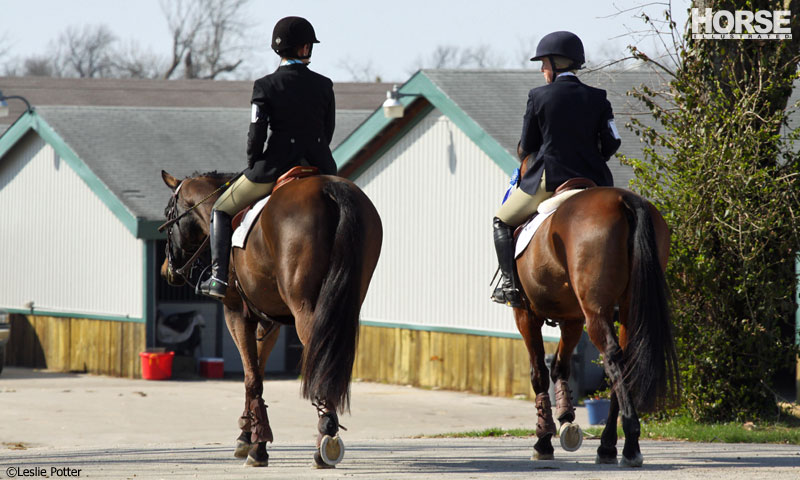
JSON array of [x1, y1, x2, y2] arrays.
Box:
[[333, 70, 519, 177], [0, 110, 149, 239]]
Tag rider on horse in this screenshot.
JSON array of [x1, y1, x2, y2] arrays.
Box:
[[491, 31, 622, 308], [199, 16, 338, 299]]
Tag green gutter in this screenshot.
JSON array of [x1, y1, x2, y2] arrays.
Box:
[[334, 71, 519, 176], [3, 307, 144, 323], [359, 319, 560, 343]]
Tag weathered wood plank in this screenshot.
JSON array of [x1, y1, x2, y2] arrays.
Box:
[[353, 325, 561, 400]]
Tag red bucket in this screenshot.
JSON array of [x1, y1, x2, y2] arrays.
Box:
[[139, 351, 175, 380]]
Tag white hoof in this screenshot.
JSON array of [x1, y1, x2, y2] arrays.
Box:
[[620, 452, 643, 467], [558, 422, 583, 452], [319, 435, 345, 466]]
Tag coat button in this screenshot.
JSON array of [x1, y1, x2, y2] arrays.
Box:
[[290, 138, 295, 143]]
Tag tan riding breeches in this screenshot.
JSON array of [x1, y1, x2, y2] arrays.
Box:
[[213, 175, 275, 215], [495, 172, 553, 227]]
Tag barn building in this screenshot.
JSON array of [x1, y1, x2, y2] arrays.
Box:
[[0, 77, 389, 377]]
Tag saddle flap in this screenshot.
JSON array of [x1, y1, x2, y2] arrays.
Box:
[[232, 204, 254, 231]]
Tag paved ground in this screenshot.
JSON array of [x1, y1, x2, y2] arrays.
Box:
[[1, 367, 799, 479]]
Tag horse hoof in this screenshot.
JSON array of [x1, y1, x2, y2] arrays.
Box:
[[313, 451, 336, 469], [244, 453, 269, 467], [234, 439, 250, 459], [532, 451, 554, 461], [558, 422, 583, 452], [317, 434, 345, 467], [620, 452, 643, 467], [595, 454, 618, 465]]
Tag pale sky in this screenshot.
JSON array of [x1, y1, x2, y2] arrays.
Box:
[[1, 0, 691, 82]]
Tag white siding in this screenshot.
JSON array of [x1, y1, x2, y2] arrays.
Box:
[[0, 132, 144, 319], [355, 110, 559, 339]]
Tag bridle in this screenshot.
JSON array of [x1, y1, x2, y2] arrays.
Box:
[[159, 180, 211, 286], [157, 170, 244, 286]]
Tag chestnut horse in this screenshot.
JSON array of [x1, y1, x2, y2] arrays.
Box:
[[512, 157, 678, 466], [159, 170, 382, 468]]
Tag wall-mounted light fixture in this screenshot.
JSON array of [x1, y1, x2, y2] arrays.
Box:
[[0, 90, 33, 118], [381, 85, 418, 119]]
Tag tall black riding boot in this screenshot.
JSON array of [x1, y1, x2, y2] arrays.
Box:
[[198, 210, 232, 299], [491, 217, 524, 308]]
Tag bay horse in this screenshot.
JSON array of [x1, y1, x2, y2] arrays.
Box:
[[512, 156, 678, 466], [159, 170, 382, 468]]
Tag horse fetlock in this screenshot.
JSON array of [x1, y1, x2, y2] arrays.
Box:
[[621, 416, 641, 438], [317, 411, 340, 437], [532, 435, 554, 461], [234, 431, 251, 458], [595, 445, 618, 464]]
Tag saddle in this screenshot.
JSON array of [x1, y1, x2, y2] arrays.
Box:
[[514, 177, 597, 240], [232, 166, 319, 230]]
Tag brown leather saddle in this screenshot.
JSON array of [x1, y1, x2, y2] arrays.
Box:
[[232, 166, 319, 230]]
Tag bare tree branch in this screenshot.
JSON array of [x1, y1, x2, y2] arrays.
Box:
[[55, 25, 117, 78], [338, 57, 383, 82], [161, 0, 205, 79], [161, 0, 251, 80]]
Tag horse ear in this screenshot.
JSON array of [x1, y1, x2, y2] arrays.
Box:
[[162, 170, 180, 190]]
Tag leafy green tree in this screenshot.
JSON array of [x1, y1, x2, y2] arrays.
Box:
[[621, 0, 800, 421]]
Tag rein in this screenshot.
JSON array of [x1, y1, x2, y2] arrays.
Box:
[[157, 170, 245, 233]]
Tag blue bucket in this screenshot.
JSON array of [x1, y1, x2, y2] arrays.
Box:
[[585, 398, 611, 425]]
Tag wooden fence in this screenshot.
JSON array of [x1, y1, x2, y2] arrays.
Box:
[[352, 324, 558, 400], [5, 314, 145, 378]]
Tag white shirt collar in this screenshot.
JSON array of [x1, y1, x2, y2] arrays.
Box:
[[557, 72, 577, 78]]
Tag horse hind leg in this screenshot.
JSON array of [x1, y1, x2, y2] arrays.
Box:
[[587, 312, 642, 467]]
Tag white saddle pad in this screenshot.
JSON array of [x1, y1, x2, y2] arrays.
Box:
[[231, 195, 271, 249], [514, 210, 555, 258], [513, 189, 587, 258]]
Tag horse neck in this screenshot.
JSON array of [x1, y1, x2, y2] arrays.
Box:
[[188, 176, 230, 231]]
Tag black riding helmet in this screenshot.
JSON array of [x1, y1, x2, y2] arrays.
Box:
[[530, 31, 585, 72], [271, 16, 319, 59]]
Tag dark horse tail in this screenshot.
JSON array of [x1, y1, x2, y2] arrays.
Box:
[[621, 193, 679, 411], [301, 181, 364, 413]]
